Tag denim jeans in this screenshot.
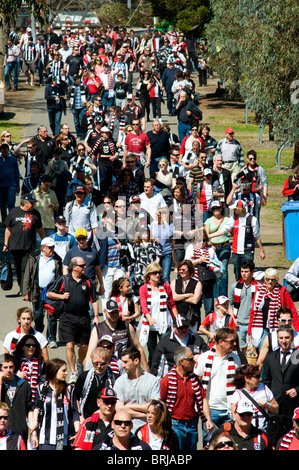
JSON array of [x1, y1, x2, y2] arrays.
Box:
[[172, 416, 199, 451], [178, 121, 191, 144], [0, 187, 16, 222], [202, 409, 232, 447], [237, 322, 249, 349], [215, 244, 231, 296], [102, 90, 115, 110], [71, 107, 86, 138], [5, 61, 18, 89], [34, 291, 57, 342], [48, 108, 62, 136], [161, 252, 172, 284]]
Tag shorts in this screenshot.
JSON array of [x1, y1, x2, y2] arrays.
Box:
[[23, 60, 36, 73], [59, 312, 90, 345]]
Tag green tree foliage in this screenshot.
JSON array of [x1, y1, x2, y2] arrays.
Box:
[[149, 0, 212, 35], [205, 0, 299, 144]]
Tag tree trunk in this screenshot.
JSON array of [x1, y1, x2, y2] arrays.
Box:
[[292, 141, 299, 169], [0, 16, 10, 82]]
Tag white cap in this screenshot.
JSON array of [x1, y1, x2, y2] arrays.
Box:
[[235, 399, 254, 415], [217, 295, 229, 305], [229, 199, 247, 210], [204, 168, 212, 176], [100, 126, 110, 133], [253, 271, 265, 281], [41, 237, 55, 247]]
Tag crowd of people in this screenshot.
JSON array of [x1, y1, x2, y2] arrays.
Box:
[[1, 22, 299, 453]]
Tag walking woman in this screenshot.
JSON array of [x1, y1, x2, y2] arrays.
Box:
[[31, 358, 80, 450]]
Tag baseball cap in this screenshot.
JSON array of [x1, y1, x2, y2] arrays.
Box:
[[127, 93, 134, 100], [100, 126, 110, 133], [210, 200, 222, 209], [204, 168, 212, 176], [293, 408, 299, 421], [75, 228, 87, 238], [55, 215, 66, 223], [217, 295, 229, 305], [230, 199, 247, 210], [41, 237, 55, 247], [74, 186, 86, 194], [235, 399, 254, 415], [99, 335, 114, 345], [225, 127, 234, 134], [22, 193, 37, 203], [94, 116, 103, 124], [253, 271, 265, 281], [173, 315, 190, 328], [98, 387, 118, 400], [129, 195, 141, 204], [105, 299, 119, 312]]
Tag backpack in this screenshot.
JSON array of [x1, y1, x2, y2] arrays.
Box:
[[0, 255, 13, 291], [43, 275, 69, 319]]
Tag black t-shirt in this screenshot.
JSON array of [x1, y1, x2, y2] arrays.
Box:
[[94, 139, 116, 166], [147, 130, 170, 158], [114, 81, 128, 100], [53, 273, 97, 316], [4, 206, 42, 251], [66, 55, 84, 76]]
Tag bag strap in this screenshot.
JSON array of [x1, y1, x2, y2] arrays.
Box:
[[241, 389, 271, 422]]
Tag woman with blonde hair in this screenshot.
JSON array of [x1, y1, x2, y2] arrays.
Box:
[[139, 262, 178, 366]]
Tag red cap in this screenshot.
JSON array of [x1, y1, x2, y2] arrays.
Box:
[[225, 128, 234, 134]]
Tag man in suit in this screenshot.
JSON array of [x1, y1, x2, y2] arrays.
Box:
[[263, 325, 299, 432]]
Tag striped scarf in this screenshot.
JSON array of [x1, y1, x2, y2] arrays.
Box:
[[139, 54, 156, 71], [251, 283, 282, 331], [233, 278, 258, 319], [109, 356, 120, 377], [109, 113, 127, 134], [147, 282, 168, 335], [89, 137, 115, 159], [278, 429, 297, 450], [201, 347, 236, 398], [20, 357, 40, 402], [192, 246, 210, 281], [165, 366, 205, 421]]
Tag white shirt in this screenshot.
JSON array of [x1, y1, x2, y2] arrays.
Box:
[[140, 192, 166, 221]]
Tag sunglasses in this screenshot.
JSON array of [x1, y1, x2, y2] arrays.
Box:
[[24, 343, 36, 348], [93, 361, 107, 367], [101, 344, 113, 350], [182, 357, 194, 362], [279, 318, 292, 323], [0, 415, 9, 420], [102, 399, 117, 405], [76, 264, 86, 268], [215, 440, 235, 449], [239, 412, 253, 417], [113, 420, 132, 426]]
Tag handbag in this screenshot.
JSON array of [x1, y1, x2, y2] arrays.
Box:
[[241, 388, 288, 445], [197, 264, 216, 285], [0, 254, 13, 291], [184, 306, 198, 326]]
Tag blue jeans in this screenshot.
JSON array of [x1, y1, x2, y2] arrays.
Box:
[[4, 61, 18, 89], [34, 291, 57, 342], [215, 243, 231, 296], [0, 187, 16, 222], [71, 107, 86, 138], [172, 416, 198, 451], [237, 322, 249, 349], [102, 90, 115, 110], [161, 252, 172, 284], [232, 252, 254, 282], [202, 409, 232, 447], [48, 108, 62, 136], [178, 121, 191, 144]]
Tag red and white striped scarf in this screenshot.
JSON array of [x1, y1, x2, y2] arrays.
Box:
[[201, 347, 236, 398], [192, 246, 210, 281], [20, 357, 40, 402], [165, 366, 205, 421], [278, 429, 297, 450], [139, 54, 156, 71], [251, 283, 282, 331]]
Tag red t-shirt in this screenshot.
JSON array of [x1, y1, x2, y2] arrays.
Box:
[[124, 131, 150, 154], [84, 75, 101, 94]]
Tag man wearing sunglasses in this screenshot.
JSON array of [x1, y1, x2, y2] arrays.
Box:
[[215, 127, 244, 183], [73, 387, 118, 450], [211, 398, 271, 450], [93, 410, 151, 450]]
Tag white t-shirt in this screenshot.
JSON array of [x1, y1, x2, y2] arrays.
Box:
[[3, 329, 48, 353], [140, 192, 166, 221]]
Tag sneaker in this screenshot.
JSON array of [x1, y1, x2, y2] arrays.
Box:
[[30, 82, 34, 86], [69, 371, 78, 384], [48, 341, 57, 349], [76, 360, 84, 375]]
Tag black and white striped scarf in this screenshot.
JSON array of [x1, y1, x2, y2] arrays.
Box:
[[201, 347, 236, 398], [147, 282, 168, 335]]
